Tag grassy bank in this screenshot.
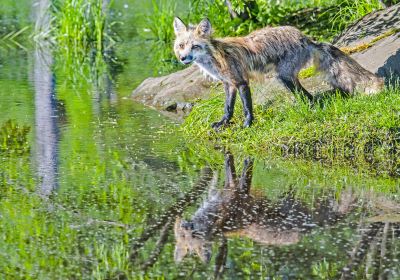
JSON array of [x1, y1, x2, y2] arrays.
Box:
[[182, 86, 400, 175]]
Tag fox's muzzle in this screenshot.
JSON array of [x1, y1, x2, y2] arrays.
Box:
[[181, 221, 195, 230], [180, 55, 193, 65]]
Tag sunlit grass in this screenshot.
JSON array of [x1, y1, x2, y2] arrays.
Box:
[[54, 0, 107, 57], [145, 0, 183, 74], [182, 86, 400, 174], [49, 0, 118, 84], [329, 0, 383, 32]]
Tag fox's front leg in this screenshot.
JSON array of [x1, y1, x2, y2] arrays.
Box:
[[238, 157, 254, 193], [212, 83, 237, 130], [238, 82, 254, 127], [224, 151, 237, 188]]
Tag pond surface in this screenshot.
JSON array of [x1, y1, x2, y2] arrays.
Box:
[[1, 1, 400, 279]]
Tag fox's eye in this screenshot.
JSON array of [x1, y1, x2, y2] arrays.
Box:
[[179, 43, 185, 49], [192, 45, 201, 50]]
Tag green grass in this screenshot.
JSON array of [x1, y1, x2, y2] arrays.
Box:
[[330, 0, 383, 32], [53, 0, 108, 56], [48, 0, 117, 83], [145, 0, 184, 73], [182, 86, 400, 174], [0, 0, 31, 36], [298, 65, 318, 79]]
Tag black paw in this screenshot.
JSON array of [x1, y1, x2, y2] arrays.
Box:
[[309, 97, 316, 108], [211, 119, 229, 131], [243, 118, 253, 128]]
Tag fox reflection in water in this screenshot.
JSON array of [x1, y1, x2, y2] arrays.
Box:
[[174, 152, 355, 263]]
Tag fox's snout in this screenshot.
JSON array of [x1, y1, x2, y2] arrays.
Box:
[[180, 54, 194, 65], [181, 221, 194, 230]]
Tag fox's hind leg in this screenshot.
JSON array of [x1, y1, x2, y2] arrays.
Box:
[[212, 83, 237, 130], [224, 152, 237, 188], [277, 52, 313, 103], [278, 75, 313, 103], [238, 82, 254, 128]]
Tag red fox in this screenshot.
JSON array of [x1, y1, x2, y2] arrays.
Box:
[[173, 18, 384, 129], [174, 152, 355, 263]]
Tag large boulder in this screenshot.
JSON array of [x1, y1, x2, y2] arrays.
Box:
[[132, 3, 400, 112], [333, 3, 400, 80], [131, 65, 214, 111]]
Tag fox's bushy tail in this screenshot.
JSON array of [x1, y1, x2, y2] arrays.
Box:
[[311, 42, 384, 95]]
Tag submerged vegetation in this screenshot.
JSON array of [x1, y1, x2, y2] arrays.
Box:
[[0, 120, 30, 155]]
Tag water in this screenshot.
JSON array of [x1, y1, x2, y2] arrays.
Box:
[[1, 1, 400, 279]]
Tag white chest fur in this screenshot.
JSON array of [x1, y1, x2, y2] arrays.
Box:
[[195, 57, 223, 82]]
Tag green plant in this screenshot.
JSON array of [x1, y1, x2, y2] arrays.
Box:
[[329, 0, 383, 32], [0, 120, 30, 155], [50, 0, 116, 84], [312, 258, 340, 279], [145, 0, 183, 74], [54, 0, 107, 57]]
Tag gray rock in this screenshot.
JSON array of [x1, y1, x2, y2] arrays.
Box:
[[333, 3, 400, 47], [132, 4, 400, 112], [354, 35, 400, 82], [131, 64, 216, 111], [334, 3, 400, 82]]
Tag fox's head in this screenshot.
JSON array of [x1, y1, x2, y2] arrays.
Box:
[[174, 217, 212, 263], [173, 17, 212, 65]]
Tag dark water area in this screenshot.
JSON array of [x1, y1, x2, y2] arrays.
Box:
[[0, 1, 400, 279]]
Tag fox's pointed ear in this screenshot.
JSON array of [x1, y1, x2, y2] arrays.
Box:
[[196, 18, 212, 37], [173, 17, 187, 35]]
